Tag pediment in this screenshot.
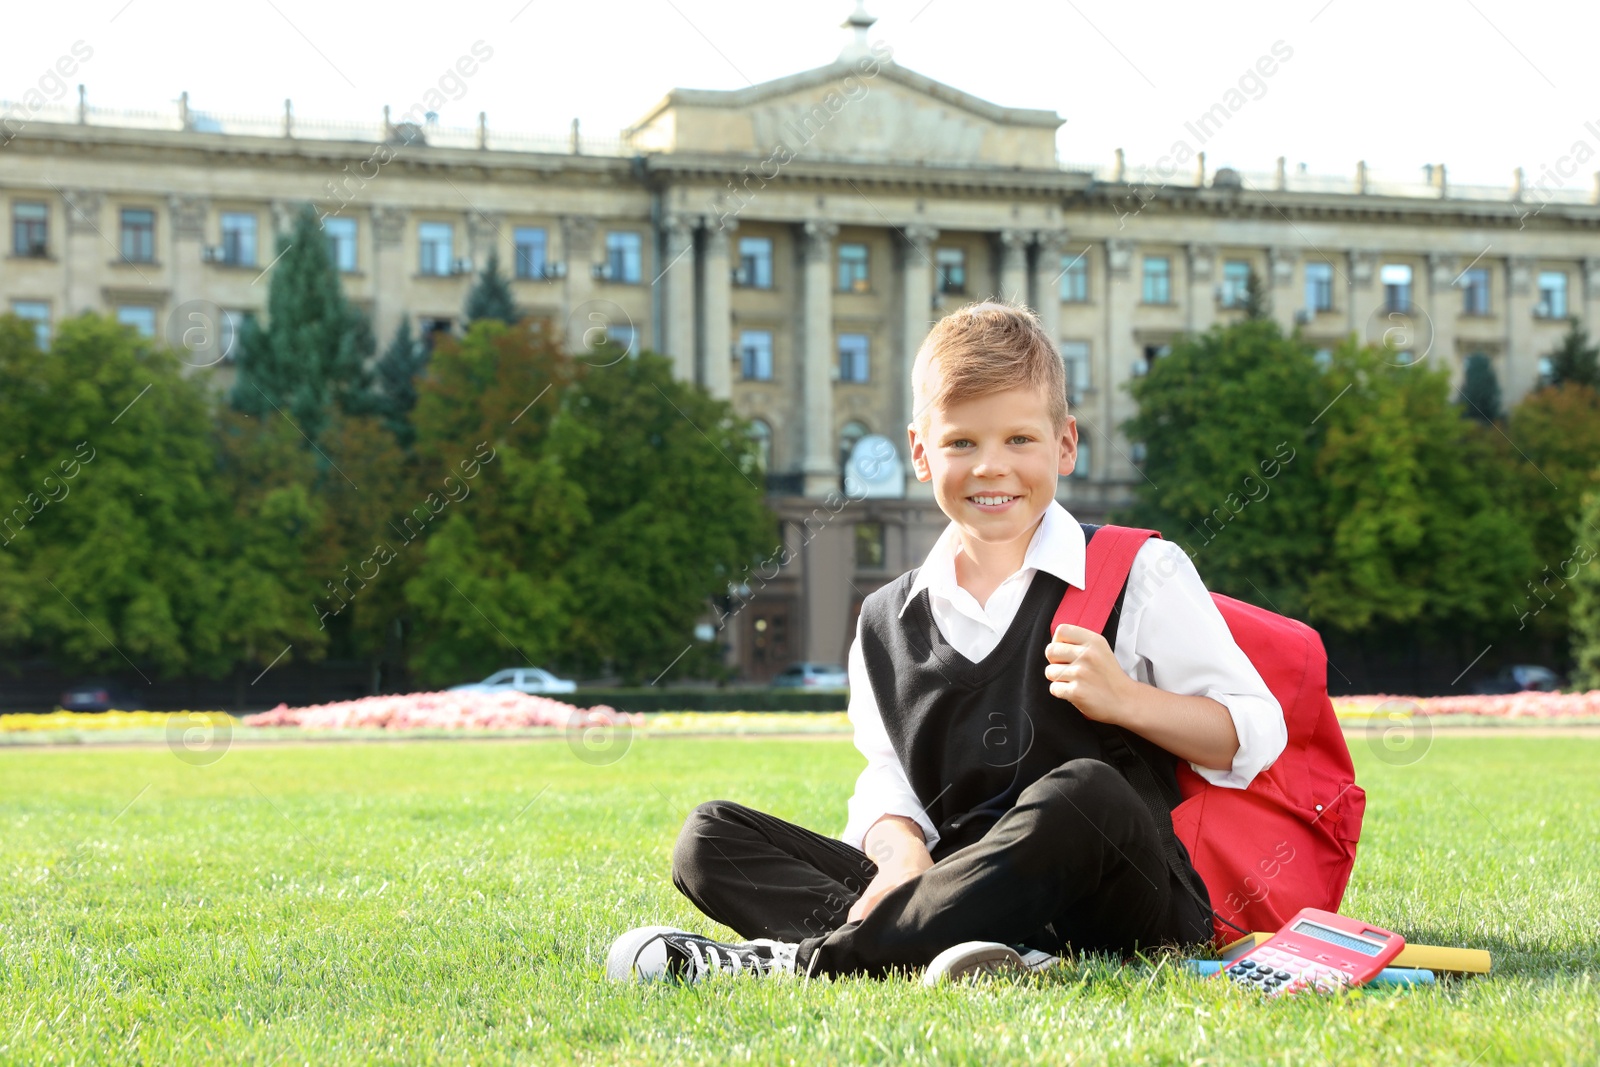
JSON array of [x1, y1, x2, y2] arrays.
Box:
[[628, 59, 1063, 170]]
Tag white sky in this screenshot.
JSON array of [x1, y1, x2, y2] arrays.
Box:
[[5, 0, 1597, 189]]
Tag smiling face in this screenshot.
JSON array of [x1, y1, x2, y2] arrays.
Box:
[[908, 370, 1078, 572]]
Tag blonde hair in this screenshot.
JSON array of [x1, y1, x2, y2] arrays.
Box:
[[911, 300, 1068, 435]]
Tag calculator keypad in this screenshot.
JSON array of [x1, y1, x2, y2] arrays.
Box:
[[1225, 946, 1354, 997]]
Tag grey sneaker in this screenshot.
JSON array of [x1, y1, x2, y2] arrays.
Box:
[[922, 941, 1063, 985], [607, 925, 799, 984]]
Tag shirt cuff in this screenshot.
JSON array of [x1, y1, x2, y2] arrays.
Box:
[[841, 798, 941, 854], [1185, 686, 1286, 789]]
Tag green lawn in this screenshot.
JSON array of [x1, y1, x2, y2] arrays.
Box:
[[1, 734, 1595, 1065]]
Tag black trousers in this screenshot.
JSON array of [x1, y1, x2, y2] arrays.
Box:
[[671, 758, 1212, 978]]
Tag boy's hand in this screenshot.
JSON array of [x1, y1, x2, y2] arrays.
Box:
[[848, 846, 933, 924], [1045, 623, 1135, 724]]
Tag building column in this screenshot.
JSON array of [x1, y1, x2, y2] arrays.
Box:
[[1426, 252, 1459, 381], [661, 214, 697, 383], [467, 211, 503, 275], [371, 206, 408, 344], [561, 215, 598, 356], [1185, 243, 1215, 334], [699, 216, 736, 400], [800, 220, 839, 497], [1583, 257, 1600, 341], [899, 223, 939, 428], [1269, 246, 1298, 334], [60, 188, 103, 316], [997, 227, 1029, 304], [1348, 250, 1376, 340], [1103, 238, 1138, 482], [168, 194, 208, 316], [1031, 229, 1068, 345], [1505, 256, 1538, 401]]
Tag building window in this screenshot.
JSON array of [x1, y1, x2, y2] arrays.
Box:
[[1059, 252, 1088, 303], [418, 222, 453, 276], [838, 333, 870, 383], [324, 217, 357, 273], [120, 208, 155, 263], [740, 329, 773, 381], [855, 522, 886, 568], [12, 202, 48, 257], [1305, 261, 1334, 313], [736, 237, 773, 288], [935, 247, 966, 295], [1134, 342, 1169, 377], [116, 305, 157, 337], [10, 300, 50, 348], [220, 212, 258, 267], [1461, 267, 1490, 315], [1313, 347, 1334, 371], [1142, 256, 1171, 304], [608, 323, 639, 357], [1219, 259, 1252, 308], [1537, 271, 1568, 319], [514, 226, 547, 279], [1381, 263, 1413, 314], [220, 309, 250, 363], [837, 243, 869, 292], [420, 316, 454, 349], [604, 231, 642, 283], [1538, 355, 1556, 386], [748, 418, 772, 472], [1060, 341, 1090, 401], [1071, 441, 1090, 480], [839, 419, 870, 472]]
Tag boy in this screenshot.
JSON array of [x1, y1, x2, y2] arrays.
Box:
[[608, 301, 1285, 983]]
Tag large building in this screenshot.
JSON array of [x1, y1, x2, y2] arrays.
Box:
[[5, 8, 1599, 681]]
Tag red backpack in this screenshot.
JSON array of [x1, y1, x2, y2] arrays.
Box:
[[1053, 525, 1366, 945]]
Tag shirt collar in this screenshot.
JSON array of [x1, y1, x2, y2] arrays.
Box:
[[899, 500, 1086, 617]]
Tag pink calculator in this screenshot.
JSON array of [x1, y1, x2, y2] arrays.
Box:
[[1222, 908, 1405, 997]]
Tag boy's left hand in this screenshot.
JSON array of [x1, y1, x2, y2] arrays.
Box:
[[1045, 623, 1135, 724]]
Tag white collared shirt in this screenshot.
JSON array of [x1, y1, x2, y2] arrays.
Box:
[[841, 501, 1287, 852]]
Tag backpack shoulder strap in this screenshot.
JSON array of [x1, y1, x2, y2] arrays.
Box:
[[1052, 524, 1161, 636]]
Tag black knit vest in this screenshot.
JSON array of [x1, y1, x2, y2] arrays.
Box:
[[857, 524, 1181, 858]]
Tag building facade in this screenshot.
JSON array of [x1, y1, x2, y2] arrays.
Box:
[[5, 14, 1600, 680]]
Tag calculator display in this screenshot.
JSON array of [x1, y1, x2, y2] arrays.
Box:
[[1292, 919, 1384, 956]]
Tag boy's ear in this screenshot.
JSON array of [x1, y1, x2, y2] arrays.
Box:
[[1057, 416, 1080, 478], [907, 422, 932, 482]]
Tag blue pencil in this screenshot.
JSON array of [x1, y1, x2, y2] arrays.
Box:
[[1184, 959, 1435, 987]]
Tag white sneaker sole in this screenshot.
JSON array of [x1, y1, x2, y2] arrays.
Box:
[[923, 941, 1029, 985], [606, 925, 685, 982]]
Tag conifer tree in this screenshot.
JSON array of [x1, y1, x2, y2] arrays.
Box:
[[230, 204, 376, 438], [1242, 267, 1271, 320], [463, 249, 519, 326], [369, 318, 429, 448], [1457, 352, 1504, 423], [1545, 317, 1599, 389]]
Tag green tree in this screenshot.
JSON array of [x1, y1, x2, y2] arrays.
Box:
[[1121, 317, 1329, 618], [1305, 338, 1535, 636], [230, 203, 377, 439], [553, 344, 775, 682], [0, 314, 323, 679], [1567, 489, 1600, 690], [371, 318, 429, 448], [463, 249, 519, 326], [1457, 352, 1504, 423], [1241, 267, 1270, 320], [1544, 317, 1599, 389], [403, 319, 584, 685]]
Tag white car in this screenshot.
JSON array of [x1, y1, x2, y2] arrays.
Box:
[[449, 668, 578, 696]]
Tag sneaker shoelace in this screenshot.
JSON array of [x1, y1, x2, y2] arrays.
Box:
[[672, 935, 792, 981]]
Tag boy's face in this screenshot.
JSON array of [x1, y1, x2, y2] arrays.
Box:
[[907, 375, 1078, 558]]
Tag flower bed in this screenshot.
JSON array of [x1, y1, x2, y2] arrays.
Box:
[[0, 710, 231, 733], [242, 691, 639, 731]]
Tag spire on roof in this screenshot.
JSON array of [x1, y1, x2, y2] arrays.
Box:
[[838, 1, 877, 62]]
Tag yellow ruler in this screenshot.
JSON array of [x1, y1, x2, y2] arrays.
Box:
[[1221, 932, 1492, 975]]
